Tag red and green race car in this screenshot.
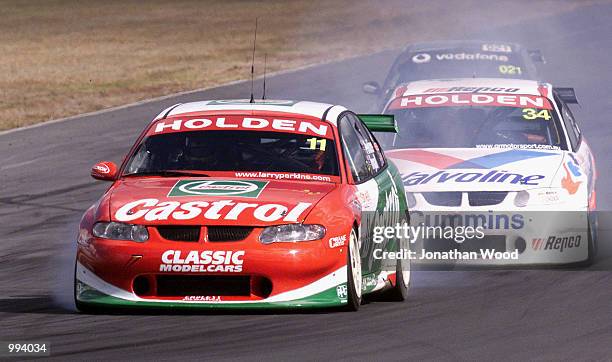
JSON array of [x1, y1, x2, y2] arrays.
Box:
[[75, 99, 410, 311]]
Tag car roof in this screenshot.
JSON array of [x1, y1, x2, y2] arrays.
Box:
[[157, 99, 341, 122], [382, 40, 540, 86], [397, 78, 551, 96], [403, 40, 524, 53]]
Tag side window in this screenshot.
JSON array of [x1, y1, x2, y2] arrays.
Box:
[[555, 95, 581, 150], [339, 115, 373, 183], [365, 128, 387, 171], [349, 114, 386, 173], [565, 103, 581, 142], [383, 64, 401, 95]]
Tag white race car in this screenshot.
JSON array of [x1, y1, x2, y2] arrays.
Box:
[[377, 78, 597, 266]]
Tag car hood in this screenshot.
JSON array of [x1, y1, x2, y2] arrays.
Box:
[[108, 177, 336, 226], [386, 148, 565, 192]]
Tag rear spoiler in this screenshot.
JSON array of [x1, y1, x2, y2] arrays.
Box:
[[556, 88, 578, 104], [358, 114, 398, 133], [527, 49, 545, 63]]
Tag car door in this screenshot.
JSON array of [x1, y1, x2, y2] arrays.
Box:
[[353, 114, 408, 275], [339, 113, 404, 277]]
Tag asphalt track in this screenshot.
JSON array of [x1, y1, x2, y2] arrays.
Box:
[[1, 3, 612, 361]]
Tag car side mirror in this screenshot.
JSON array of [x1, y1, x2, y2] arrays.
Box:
[[362, 81, 381, 95], [91, 161, 118, 181], [527, 49, 545, 63]]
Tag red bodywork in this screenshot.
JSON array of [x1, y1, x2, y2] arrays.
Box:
[[77, 110, 362, 302]]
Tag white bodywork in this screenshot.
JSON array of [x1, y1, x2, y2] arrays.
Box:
[[383, 78, 595, 265], [155, 99, 345, 126]]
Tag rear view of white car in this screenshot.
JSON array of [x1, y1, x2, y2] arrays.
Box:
[[377, 78, 597, 266]]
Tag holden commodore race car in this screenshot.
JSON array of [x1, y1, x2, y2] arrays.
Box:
[[363, 40, 544, 110], [75, 99, 410, 312], [376, 78, 597, 266]]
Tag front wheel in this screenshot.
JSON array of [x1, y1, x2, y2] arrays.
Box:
[[345, 228, 362, 311], [379, 250, 410, 301], [585, 221, 597, 266], [74, 260, 101, 314]]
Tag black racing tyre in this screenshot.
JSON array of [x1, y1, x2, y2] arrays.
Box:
[[575, 219, 597, 268], [74, 260, 101, 314], [379, 253, 410, 302], [75, 299, 100, 314], [345, 228, 362, 311], [585, 222, 597, 266]]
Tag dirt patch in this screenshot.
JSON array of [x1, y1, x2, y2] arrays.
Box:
[[0, 0, 600, 130]]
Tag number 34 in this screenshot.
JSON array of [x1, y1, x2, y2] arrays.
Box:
[[522, 108, 551, 120]]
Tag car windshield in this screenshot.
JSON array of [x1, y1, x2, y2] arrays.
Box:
[[391, 50, 528, 84], [380, 105, 565, 151], [124, 130, 339, 176]]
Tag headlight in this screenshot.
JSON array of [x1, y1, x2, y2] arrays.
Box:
[[514, 189, 562, 207], [92, 222, 149, 242], [514, 190, 530, 207], [259, 224, 326, 244]]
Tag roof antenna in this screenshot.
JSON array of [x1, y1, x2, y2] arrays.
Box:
[[262, 53, 267, 100], [249, 18, 258, 103]]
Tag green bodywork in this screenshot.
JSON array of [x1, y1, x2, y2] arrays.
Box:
[[76, 280, 348, 310], [358, 114, 398, 133], [360, 162, 408, 277]]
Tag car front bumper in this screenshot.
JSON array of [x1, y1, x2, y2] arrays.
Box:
[[409, 209, 590, 266], [75, 236, 349, 309]]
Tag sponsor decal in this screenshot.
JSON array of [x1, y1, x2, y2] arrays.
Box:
[[531, 237, 544, 250], [388, 149, 556, 186], [336, 284, 347, 299], [567, 158, 582, 177], [561, 162, 582, 195], [389, 93, 552, 110], [433, 52, 509, 62], [482, 43, 513, 53], [169, 180, 268, 198], [475, 144, 561, 151], [362, 275, 377, 291], [234, 171, 335, 182], [151, 116, 331, 138], [115, 199, 312, 223], [360, 170, 403, 268], [532, 235, 581, 252], [423, 86, 520, 94], [328, 235, 347, 248], [160, 250, 245, 273], [183, 296, 222, 302], [93, 164, 110, 174], [413, 211, 524, 230], [356, 190, 375, 210], [402, 170, 544, 186], [412, 53, 431, 63]]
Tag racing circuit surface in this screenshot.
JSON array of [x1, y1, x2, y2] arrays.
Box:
[[1, 3, 612, 360]]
